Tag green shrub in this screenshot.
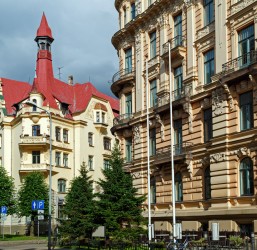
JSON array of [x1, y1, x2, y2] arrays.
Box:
[[229, 235, 244, 247]]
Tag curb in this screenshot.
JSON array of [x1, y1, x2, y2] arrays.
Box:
[[0, 240, 47, 246]]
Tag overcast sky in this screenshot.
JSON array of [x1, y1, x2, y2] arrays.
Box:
[[0, 0, 119, 97]]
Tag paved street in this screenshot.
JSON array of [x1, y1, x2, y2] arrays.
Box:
[[0, 242, 48, 250]]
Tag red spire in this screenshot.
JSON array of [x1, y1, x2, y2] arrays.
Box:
[[36, 13, 53, 40]]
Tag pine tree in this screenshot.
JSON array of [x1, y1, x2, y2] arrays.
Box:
[[59, 164, 98, 239], [17, 172, 49, 236], [97, 144, 146, 240], [0, 166, 16, 214]]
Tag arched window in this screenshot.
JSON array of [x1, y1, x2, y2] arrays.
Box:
[[175, 172, 183, 202], [150, 177, 156, 204], [32, 99, 37, 112], [204, 166, 211, 200], [240, 158, 254, 196], [58, 179, 66, 193]]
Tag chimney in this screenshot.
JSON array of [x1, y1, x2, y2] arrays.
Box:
[[68, 75, 73, 85]]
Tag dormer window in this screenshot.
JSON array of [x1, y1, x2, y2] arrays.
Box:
[[94, 103, 108, 125], [32, 99, 37, 112], [60, 103, 69, 116]]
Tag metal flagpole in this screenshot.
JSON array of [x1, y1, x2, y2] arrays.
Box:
[[146, 58, 152, 242], [168, 41, 177, 243]]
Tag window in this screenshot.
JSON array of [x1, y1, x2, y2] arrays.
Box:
[[204, 49, 214, 84], [174, 119, 182, 155], [174, 14, 182, 46], [63, 129, 68, 143], [63, 153, 68, 167], [240, 158, 254, 196], [104, 137, 111, 150], [149, 128, 156, 156], [55, 127, 61, 141], [238, 25, 254, 68], [150, 31, 157, 59], [102, 112, 106, 124], [123, 8, 127, 25], [32, 99, 37, 112], [125, 137, 132, 162], [174, 66, 183, 100], [32, 125, 40, 136], [204, 166, 211, 200], [88, 132, 93, 146], [96, 111, 100, 123], [125, 93, 132, 115], [150, 79, 157, 107], [88, 155, 94, 170], [103, 159, 111, 170], [131, 3, 136, 19], [125, 48, 132, 73], [32, 151, 40, 164], [60, 103, 69, 115], [150, 177, 156, 204], [203, 0, 214, 26], [204, 108, 212, 142], [58, 179, 66, 193], [175, 172, 183, 202], [240, 91, 253, 131], [148, 0, 153, 6], [55, 152, 61, 166]]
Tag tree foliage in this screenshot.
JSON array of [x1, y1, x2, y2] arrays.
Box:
[[0, 166, 16, 214], [59, 164, 98, 239], [17, 172, 49, 218], [97, 144, 146, 240]]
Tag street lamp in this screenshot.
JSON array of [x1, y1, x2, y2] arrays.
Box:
[[25, 100, 52, 250]]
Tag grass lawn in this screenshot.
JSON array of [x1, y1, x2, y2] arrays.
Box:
[[0, 234, 47, 241]]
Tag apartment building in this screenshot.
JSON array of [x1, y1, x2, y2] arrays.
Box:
[[0, 13, 119, 233], [111, 0, 257, 236]]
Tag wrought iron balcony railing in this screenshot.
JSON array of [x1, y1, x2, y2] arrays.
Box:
[[112, 67, 135, 83], [162, 36, 186, 55], [156, 142, 193, 157], [222, 51, 257, 74], [155, 85, 192, 108], [113, 113, 134, 126]]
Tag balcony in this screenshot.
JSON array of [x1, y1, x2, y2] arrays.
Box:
[[221, 51, 257, 81], [20, 163, 50, 172], [154, 85, 192, 113], [111, 113, 134, 133], [196, 21, 215, 41], [162, 36, 186, 62], [154, 142, 193, 165], [19, 135, 50, 147], [111, 68, 135, 97]]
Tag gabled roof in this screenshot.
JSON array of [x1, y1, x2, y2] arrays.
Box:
[[36, 13, 53, 40], [0, 13, 119, 118]]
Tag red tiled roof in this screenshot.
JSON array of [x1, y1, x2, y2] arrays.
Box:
[[0, 13, 119, 118], [36, 13, 53, 40]]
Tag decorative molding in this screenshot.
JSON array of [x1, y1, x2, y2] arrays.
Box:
[[237, 147, 250, 159], [155, 114, 165, 142], [186, 159, 193, 179], [201, 156, 210, 167], [201, 97, 212, 109], [222, 83, 234, 112], [236, 80, 252, 94], [230, 0, 255, 16], [135, 0, 141, 15], [212, 88, 225, 117], [210, 153, 225, 163], [196, 22, 215, 40], [183, 102, 193, 133], [133, 125, 141, 144]]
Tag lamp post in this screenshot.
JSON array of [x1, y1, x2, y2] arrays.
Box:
[[25, 101, 52, 250]]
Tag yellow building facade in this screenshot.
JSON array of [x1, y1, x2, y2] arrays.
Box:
[[111, 0, 257, 236]]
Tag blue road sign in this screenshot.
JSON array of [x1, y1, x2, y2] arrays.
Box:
[[1, 206, 7, 214], [31, 200, 45, 210], [38, 200, 44, 209]]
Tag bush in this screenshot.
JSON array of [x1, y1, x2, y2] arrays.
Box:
[[149, 241, 165, 249], [229, 235, 244, 247]]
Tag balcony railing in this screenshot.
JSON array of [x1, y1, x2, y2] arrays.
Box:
[[112, 67, 135, 83], [20, 135, 50, 144], [155, 85, 192, 108], [20, 163, 50, 171], [162, 36, 186, 55], [113, 113, 134, 126], [156, 142, 193, 158], [222, 51, 257, 74]]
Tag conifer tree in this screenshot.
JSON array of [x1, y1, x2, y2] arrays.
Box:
[[0, 166, 16, 214], [59, 164, 98, 239], [97, 144, 146, 240]]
